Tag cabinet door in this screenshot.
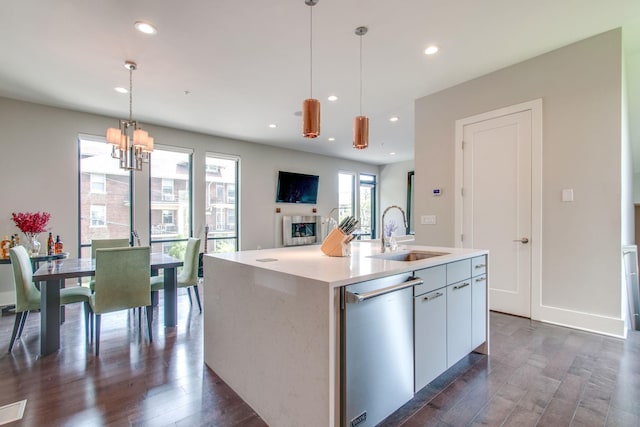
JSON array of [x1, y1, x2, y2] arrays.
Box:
[[447, 279, 472, 367], [471, 274, 487, 350], [414, 288, 447, 392]]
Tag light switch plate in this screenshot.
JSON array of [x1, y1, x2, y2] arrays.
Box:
[[562, 189, 574, 202], [421, 215, 436, 225]]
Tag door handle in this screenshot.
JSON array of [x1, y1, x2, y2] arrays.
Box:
[[513, 237, 529, 244]]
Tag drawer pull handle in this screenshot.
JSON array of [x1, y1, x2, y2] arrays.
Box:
[[474, 264, 486, 269], [453, 282, 470, 290], [345, 277, 424, 303], [423, 292, 443, 301], [475, 277, 486, 282]]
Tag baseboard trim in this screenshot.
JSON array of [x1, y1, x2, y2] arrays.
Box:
[[534, 304, 626, 338]]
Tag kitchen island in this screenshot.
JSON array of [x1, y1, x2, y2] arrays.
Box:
[[203, 242, 488, 427]]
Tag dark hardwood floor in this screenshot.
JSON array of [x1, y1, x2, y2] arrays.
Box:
[[1, 292, 639, 426]]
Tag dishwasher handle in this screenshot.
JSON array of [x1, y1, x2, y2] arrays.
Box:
[[345, 276, 424, 304]]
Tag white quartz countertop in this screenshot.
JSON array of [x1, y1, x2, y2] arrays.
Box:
[[207, 242, 488, 288]]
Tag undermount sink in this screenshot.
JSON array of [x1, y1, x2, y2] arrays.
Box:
[[369, 250, 450, 262]]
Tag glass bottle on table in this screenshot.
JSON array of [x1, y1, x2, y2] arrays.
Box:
[[54, 235, 63, 254], [47, 232, 54, 256], [1, 235, 9, 258]]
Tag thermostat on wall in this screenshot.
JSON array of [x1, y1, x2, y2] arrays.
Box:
[[432, 188, 442, 196]]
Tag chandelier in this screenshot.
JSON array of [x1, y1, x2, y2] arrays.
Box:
[[106, 61, 154, 171]]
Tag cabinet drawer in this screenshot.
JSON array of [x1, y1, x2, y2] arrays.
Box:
[[472, 256, 487, 277], [446, 259, 471, 285], [413, 265, 446, 296]]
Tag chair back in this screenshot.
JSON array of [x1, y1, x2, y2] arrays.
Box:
[[93, 246, 150, 314], [179, 238, 201, 285], [90, 238, 130, 258], [9, 246, 40, 312]]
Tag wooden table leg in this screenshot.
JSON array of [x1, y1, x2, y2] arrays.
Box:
[[40, 279, 61, 356], [164, 267, 177, 327]]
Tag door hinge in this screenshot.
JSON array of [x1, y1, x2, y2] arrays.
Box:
[[461, 140, 465, 149], [461, 234, 464, 242], [461, 187, 464, 197]]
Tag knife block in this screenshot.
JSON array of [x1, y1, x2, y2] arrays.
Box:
[[321, 228, 351, 257]]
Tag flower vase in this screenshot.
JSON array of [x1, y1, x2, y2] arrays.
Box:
[[27, 234, 41, 256]]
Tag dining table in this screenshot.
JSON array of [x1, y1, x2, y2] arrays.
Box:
[[32, 253, 183, 356]]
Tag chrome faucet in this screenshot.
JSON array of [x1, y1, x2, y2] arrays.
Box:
[[381, 205, 407, 252]]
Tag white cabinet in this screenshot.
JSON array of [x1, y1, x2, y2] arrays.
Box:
[[414, 265, 447, 392], [471, 274, 487, 349], [446, 279, 472, 367], [471, 255, 487, 350], [413, 256, 488, 391]]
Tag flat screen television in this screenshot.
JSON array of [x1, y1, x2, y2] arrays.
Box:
[[276, 171, 319, 204]]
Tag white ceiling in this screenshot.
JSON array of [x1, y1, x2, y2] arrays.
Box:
[[2, 0, 640, 166]]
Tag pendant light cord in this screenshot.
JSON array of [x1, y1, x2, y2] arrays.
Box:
[[359, 33, 363, 115], [129, 66, 133, 121], [309, 5, 313, 98]]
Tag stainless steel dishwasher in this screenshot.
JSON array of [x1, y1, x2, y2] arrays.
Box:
[[341, 273, 424, 427]]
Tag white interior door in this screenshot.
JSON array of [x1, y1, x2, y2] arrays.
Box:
[[462, 110, 532, 317]]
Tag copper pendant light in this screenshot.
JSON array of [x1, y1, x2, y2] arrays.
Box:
[[353, 26, 368, 149], [302, 0, 320, 138]]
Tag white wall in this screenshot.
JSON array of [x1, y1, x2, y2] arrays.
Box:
[[414, 29, 626, 336], [0, 97, 379, 305]]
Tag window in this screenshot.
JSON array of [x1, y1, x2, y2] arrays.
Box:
[[150, 147, 192, 255], [90, 173, 106, 193], [359, 174, 377, 239], [162, 178, 174, 201], [79, 136, 132, 258], [216, 183, 224, 203], [338, 172, 355, 223], [90, 205, 106, 227], [227, 184, 236, 204], [337, 171, 377, 239], [206, 154, 239, 253]]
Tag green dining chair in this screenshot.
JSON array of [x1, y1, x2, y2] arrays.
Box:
[[89, 238, 130, 292], [150, 238, 202, 312], [90, 246, 152, 356], [8, 246, 92, 353]]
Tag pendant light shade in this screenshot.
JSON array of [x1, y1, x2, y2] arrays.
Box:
[[353, 115, 369, 149], [303, 98, 320, 138], [353, 26, 369, 150], [302, 0, 320, 138]]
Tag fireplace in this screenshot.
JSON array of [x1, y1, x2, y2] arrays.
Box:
[[282, 215, 322, 246]]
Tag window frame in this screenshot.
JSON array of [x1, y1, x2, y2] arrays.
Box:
[[205, 152, 240, 252]]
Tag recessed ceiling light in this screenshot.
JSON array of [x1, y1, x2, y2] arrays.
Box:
[[134, 21, 157, 35], [114, 87, 128, 94], [328, 137, 335, 141], [327, 95, 338, 102], [390, 152, 396, 156], [424, 45, 439, 55], [268, 124, 277, 128], [389, 116, 399, 122]]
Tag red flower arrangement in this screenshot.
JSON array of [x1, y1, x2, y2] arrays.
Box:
[[11, 211, 51, 235]]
